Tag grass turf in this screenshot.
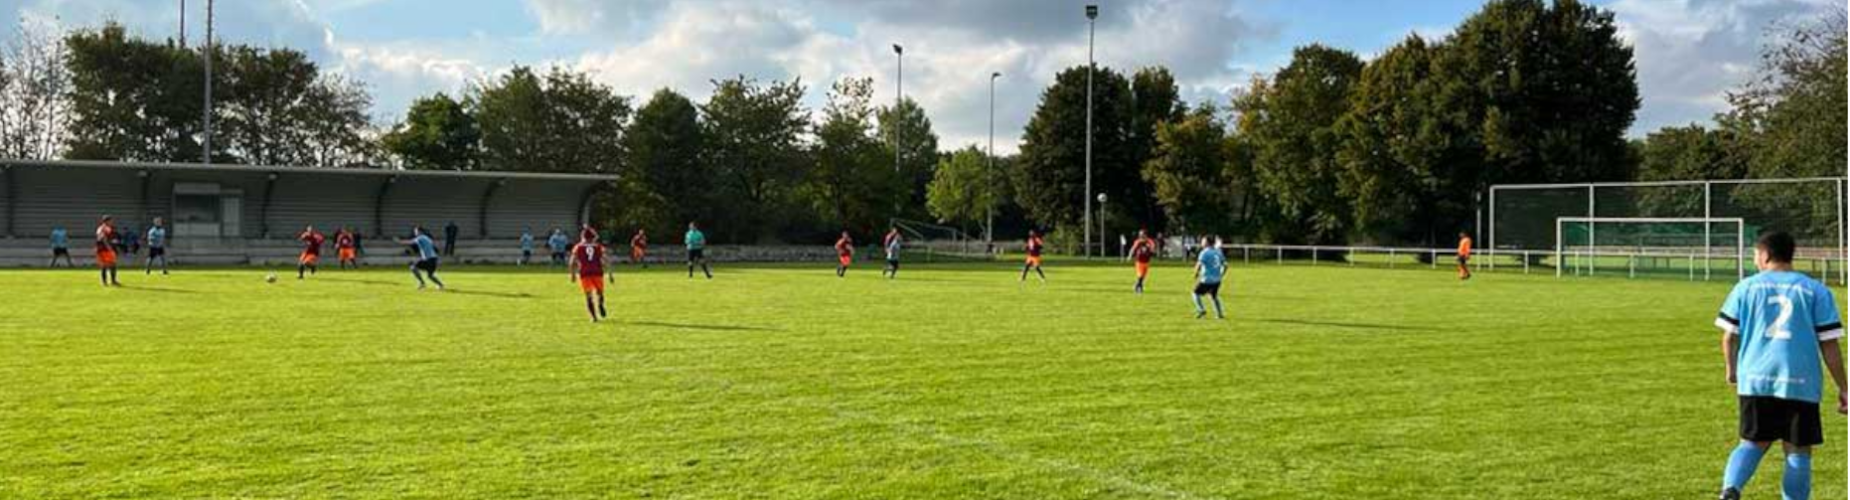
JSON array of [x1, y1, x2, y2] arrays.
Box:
[[1, 260, 1843, 499]]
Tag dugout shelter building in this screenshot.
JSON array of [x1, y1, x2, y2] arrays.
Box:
[[0, 159, 616, 266]]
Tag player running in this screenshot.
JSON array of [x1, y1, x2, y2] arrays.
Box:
[[881, 227, 903, 279], [1019, 230, 1047, 282], [1456, 231, 1473, 280], [95, 215, 120, 286], [334, 227, 359, 269], [401, 226, 445, 290], [685, 222, 712, 279], [296, 225, 326, 280], [1713, 232, 1846, 500], [630, 228, 649, 268], [834, 231, 854, 277], [568, 227, 613, 322], [144, 217, 169, 275], [1130, 229, 1157, 294], [49, 226, 72, 267], [1192, 235, 1227, 319]]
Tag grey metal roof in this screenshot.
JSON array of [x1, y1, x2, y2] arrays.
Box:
[[0, 159, 620, 182]]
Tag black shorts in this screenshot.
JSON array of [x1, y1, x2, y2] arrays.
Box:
[[413, 258, 440, 273], [1194, 282, 1222, 295], [148, 247, 166, 258], [52, 247, 69, 256], [1739, 396, 1823, 446], [688, 248, 705, 261], [1457, 256, 1469, 265]]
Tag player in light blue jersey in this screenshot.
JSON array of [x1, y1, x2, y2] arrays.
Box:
[[144, 217, 169, 275], [1191, 235, 1227, 319], [49, 226, 72, 267], [1713, 232, 1846, 500], [685, 221, 712, 279], [399, 226, 445, 290]]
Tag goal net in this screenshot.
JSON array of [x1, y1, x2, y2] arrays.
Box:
[[1491, 177, 1846, 283], [1555, 217, 1745, 280], [889, 218, 990, 262]]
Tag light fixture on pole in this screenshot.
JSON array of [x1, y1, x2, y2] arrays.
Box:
[[1083, 4, 1097, 257], [987, 71, 1000, 245]]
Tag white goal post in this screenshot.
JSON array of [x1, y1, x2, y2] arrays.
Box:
[[1554, 216, 1745, 280]]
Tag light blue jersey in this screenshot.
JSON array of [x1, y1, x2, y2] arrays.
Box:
[[549, 232, 569, 251], [412, 235, 440, 260], [146, 226, 166, 248], [1716, 270, 1843, 403], [50, 228, 67, 249], [520, 233, 535, 251], [1197, 247, 1226, 284], [685, 229, 706, 250]]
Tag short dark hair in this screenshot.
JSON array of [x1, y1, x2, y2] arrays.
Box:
[[1755, 231, 1796, 264]]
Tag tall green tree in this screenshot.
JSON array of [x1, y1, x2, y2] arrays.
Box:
[[877, 97, 939, 221], [216, 45, 317, 166], [1127, 67, 1184, 230], [700, 75, 809, 242], [1336, 35, 1467, 245], [619, 88, 707, 234], [1632, 125, 1744, 216], [807, 77, 896, 233], [927, 145, 1006, 234], [1436, 0, 1638, 185], [381, 92, 479, 170], [1014, 65, 1132, 235], [1238, 44, 1364, 244], [1141, 105, 1231, 233], [63, 23, 204, 162], [472, 65, 630, 174], [1721, 10, 1845, 179]]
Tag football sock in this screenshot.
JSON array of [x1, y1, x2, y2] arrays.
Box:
[[1723, 442, 1767, 491], [1135, 278, 1144, 293], [584, 296, 598, 320], [1211, 295, 1224, 318], [597, 294, 607, 318], [1192, 294, 1205, 314], [1783, 452, 1810, 500]]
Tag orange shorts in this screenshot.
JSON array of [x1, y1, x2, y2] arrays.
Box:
[[1135, 261, 1150, 278], [838, 254, 853, 266], [339, 248, 357, 261], [299, 252, 320, 266], [579, 275, 606, 293], [96, 248, 117, 267], [1026, 255, 1042, 267]]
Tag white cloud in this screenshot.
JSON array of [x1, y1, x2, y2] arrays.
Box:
[[1608, 0, 1838, 133]]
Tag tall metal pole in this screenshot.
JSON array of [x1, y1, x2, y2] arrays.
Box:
[[987, 72, 1000, 245], [179, 0, 186, 47], [1084, 5, 1097, 257], [1703, 182, 1712, 280], [202, 0, 214, 165], [893, 44, 903, 174]]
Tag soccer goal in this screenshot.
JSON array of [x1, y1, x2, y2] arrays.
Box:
[[1554, 217, 1745, 280], [889, 218, 989, 262]]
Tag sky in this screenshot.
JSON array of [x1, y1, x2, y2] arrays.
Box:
[[0, 0, 1838, 154]]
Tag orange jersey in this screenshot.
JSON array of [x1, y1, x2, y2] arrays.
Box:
[[1457, 237, 1473, 258], [835, 237, 854, 256], [1131, 237, 1157, 263]]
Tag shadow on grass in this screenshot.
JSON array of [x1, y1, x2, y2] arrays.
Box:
[[627, 321, 782, 333], [1254, 318, 1438, 333], [438, 288, 535, 299], [115, 284, 199, 294], [315, 277, 401, 287]]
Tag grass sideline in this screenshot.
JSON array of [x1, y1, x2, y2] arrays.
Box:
[[1, 261, 1843, 498]]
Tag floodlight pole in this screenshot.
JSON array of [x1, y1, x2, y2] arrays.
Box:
[[179, 0, 186, 47], [1083, 4, 1097, 258], [893, 44, 903, 175], [987, 71, 1000, 245], [202, 0, 214, 165]]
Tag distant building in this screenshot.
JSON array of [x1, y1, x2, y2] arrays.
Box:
[[0, 160, 615, 266]]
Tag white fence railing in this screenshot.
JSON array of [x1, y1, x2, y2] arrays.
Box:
[[1192, 243, 1847, 285]]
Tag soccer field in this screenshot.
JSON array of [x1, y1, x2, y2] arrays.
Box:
[[2, 261, 1843, 499]]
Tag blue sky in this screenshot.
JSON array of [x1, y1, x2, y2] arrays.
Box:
[[1, 0, 1837, 153]]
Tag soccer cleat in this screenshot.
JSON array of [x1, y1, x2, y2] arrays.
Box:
[[1717, 487, 1740, 500], [1195, 311, 1206, 319]]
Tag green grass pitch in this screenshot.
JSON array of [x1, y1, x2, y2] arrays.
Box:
[[2, 260, 1843, 498]]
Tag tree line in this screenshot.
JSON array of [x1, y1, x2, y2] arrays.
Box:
[[0, 0, 1841, 249]]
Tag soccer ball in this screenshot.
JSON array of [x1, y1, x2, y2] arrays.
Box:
[[265, 273, 277, 283]]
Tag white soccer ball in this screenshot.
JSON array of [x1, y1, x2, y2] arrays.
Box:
[[265, 273, 278, 283]]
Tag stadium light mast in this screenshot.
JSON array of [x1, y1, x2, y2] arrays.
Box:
[[987, 71, 1000, 245], [202, 0, 214, 165], [178, 0, 186, 47], [893, 44, 903, 174], [1083, 4, 1097, 257]]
